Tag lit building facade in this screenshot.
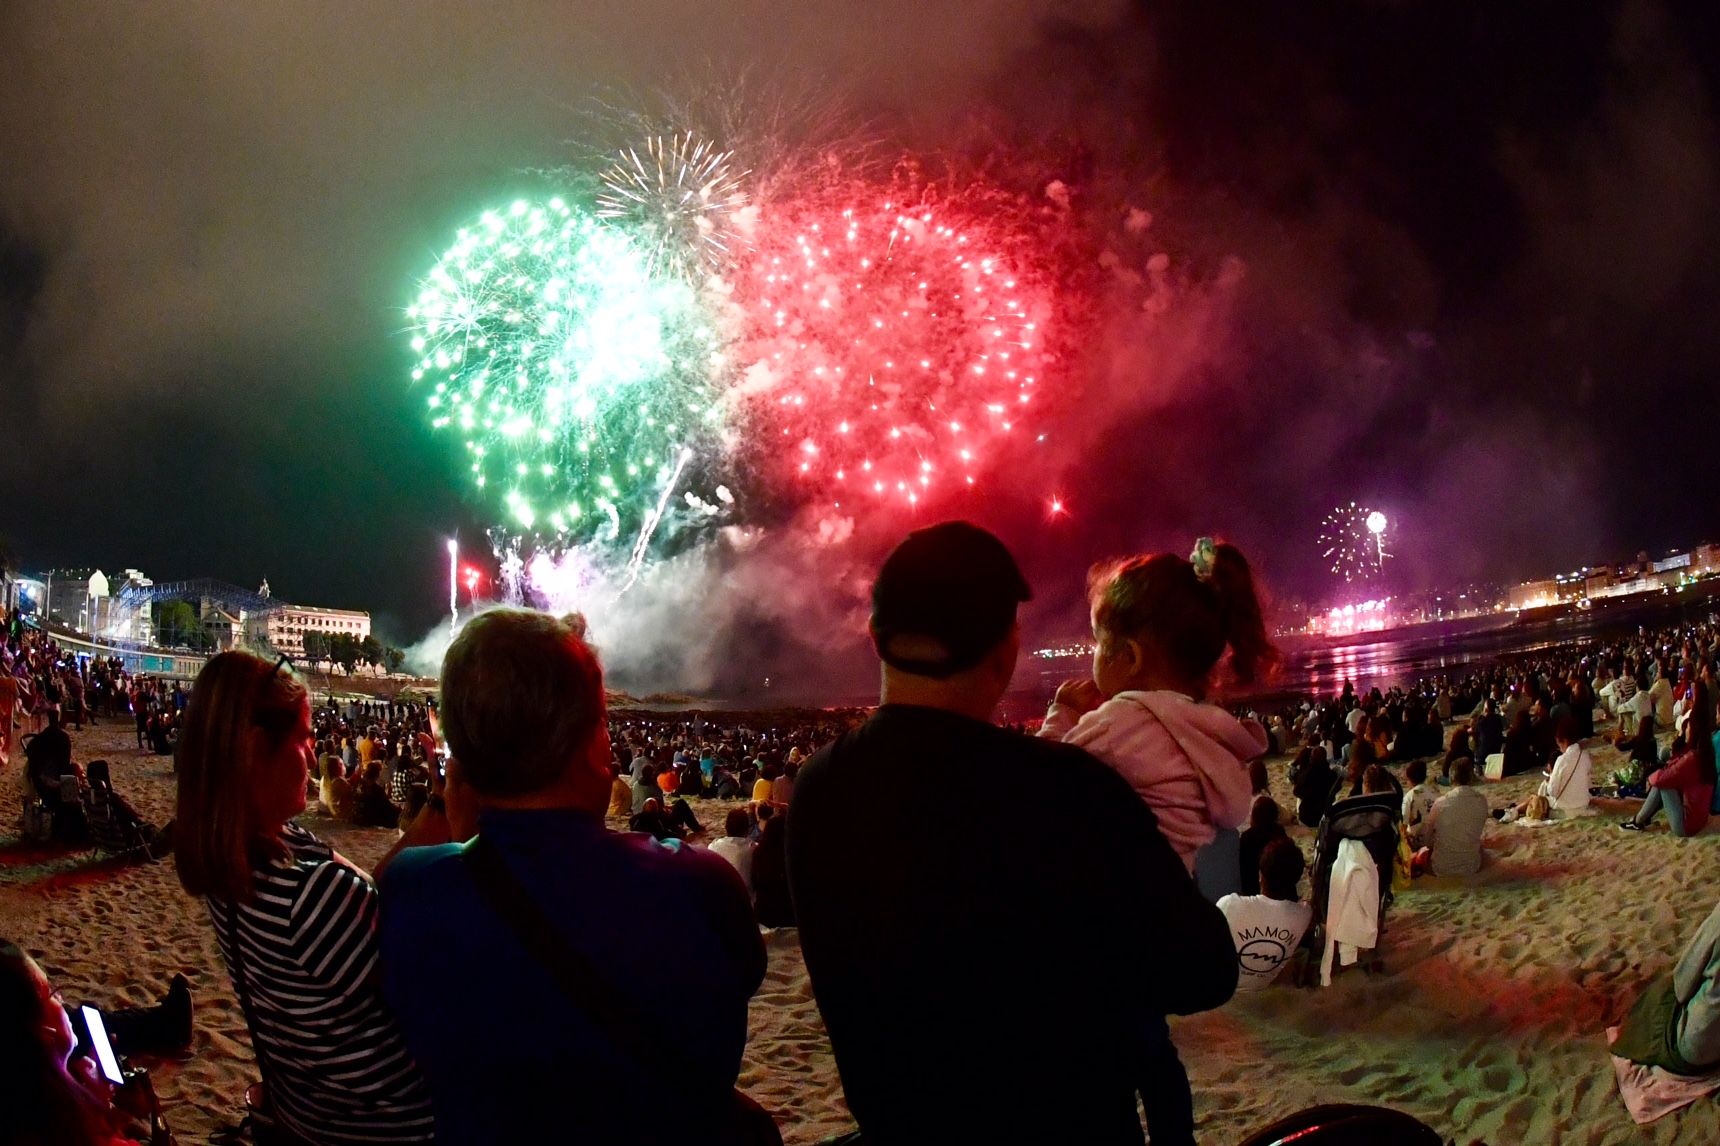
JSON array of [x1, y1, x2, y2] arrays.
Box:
[[245, 603, 371, 656]]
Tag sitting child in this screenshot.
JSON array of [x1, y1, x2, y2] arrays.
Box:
[[1400, 759, 1440, 848]]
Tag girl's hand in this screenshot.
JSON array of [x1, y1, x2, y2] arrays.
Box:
[[1055, 678, 1103, 714], [70, 1052, 116, 1104]]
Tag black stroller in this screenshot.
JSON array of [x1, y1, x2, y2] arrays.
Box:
[[1299, 791, 1402, 982]]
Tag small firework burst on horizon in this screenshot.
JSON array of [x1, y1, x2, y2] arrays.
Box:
[[1320, 501, 1390, 584]]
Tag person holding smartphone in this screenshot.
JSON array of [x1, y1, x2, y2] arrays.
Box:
[[0, 939, 167, 1146]]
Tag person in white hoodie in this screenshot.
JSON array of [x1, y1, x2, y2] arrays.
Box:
[[1041, 537, 1275, 872], [1497, 715, 1594, 823]]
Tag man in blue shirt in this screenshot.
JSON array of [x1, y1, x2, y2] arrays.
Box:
[[378, 608, 769, 1144]]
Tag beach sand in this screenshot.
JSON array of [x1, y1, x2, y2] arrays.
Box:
[[5, 719, 1719, 1144]]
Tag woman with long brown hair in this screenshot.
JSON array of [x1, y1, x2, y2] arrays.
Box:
[[175, 652, 440, 1145]]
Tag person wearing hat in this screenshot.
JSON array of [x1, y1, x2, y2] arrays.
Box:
[[787, 522, 1236, 1146]]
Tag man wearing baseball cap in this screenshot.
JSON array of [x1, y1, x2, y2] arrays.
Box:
[[788, 522, 1237, 1145]]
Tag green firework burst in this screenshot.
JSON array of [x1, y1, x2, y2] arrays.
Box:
[[407, 197, 725, 539]]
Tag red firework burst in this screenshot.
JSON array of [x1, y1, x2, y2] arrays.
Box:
[[724, 183, 1060, 511]]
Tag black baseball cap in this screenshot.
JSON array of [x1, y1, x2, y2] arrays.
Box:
[[870, 521, 1032, 678]]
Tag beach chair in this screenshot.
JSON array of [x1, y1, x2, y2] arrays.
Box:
[[81, 762, 163, 863], [1297, 791, 1402, 983]]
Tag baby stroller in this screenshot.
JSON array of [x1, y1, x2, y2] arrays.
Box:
[[1299, 791, 1402, 983]]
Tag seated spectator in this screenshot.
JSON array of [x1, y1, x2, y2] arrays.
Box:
[[1248, 756, 1270, 798], [23, 708, 74, 791], [1623, 680, 1715, 837], [23, 711, 86, 843], [788, 522, 1234, 1145], [1237, 796, 1287, 897], [377, 609, 773, 1145], [1540, 718, 1593, 817], [1649, 660, 1677, 729], [175, 652, 436, 1144], [772, 759, 799, 808], [631, 763, 662, 815], [1217, 838, 1312, 992], [145, 713, 175, 756], [318, 754, 356, 822], [1414, 757, 1489, 877], [1290, 745, 1339, 828], [398, 785, 430, 834], [1610, 896, 1720, 1075], [629, 797, 677, 841], [1441, 724, 1474, 784], [752, 804, 794, 928], [1501, 710, 1537, 776], [1401, 759, 1439, 848], [1365, 712, 1394, 763], [606, 765, 632, 818], [0, 939, 182, 1145], [709, 808, 756, 895], [316, 739, 342, 790], [353, 760, 403, 830], [1613, 713, 1661, 774], [1341, 739, 1376, 798], [1474, 702, 1505, 761], [751, 762, 779, 806], [1361, 764, 1398, 797], [389, 755, 429, 808]]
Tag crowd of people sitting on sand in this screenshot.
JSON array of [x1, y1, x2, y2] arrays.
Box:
[[6, 525, 1720, 1145]]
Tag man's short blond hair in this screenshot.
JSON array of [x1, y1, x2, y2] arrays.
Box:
[[440, 608, 605, 798]]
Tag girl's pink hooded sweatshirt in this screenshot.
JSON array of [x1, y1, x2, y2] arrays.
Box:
[[1041, 690, 1266, 870]]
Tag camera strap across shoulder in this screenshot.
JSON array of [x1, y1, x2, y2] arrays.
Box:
[[460, 835, 782, 1144], [461, 834, 668, 1067]]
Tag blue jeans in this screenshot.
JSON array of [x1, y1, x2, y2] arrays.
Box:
[[1635, 787, 1688, 836]]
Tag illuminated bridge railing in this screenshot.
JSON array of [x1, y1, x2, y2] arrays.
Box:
[[23, 618, 209, 680]]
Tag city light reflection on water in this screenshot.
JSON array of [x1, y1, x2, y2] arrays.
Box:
[[1007, 601, 1703, 721]]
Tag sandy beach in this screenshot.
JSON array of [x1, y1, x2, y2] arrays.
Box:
[[5, 717, 1719, 1144]]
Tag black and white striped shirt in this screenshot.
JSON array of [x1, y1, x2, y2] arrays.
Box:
[[208, 823, 434, 1144]]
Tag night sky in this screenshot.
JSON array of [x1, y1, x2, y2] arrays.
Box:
[[3, 2, 1718, 689]]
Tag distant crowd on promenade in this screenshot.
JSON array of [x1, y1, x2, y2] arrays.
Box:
[[6, 529, 1720, 1145]]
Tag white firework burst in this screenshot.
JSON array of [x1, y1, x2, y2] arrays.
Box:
[[1319, 502, 1390, 584], [596, 132, 748, 280]]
